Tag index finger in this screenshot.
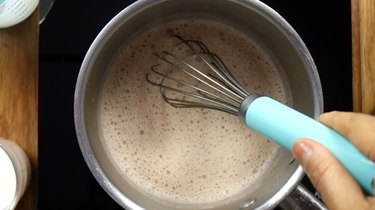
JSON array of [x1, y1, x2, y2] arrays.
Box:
[[319, 111, 375, 161]]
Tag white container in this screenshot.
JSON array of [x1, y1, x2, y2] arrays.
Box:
[[0, 138, 31, 210], [0, 0, 39, 28]]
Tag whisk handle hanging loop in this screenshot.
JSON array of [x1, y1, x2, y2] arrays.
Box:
[[240, 94, 375, 196]]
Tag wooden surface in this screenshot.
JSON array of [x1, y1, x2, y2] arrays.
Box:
[[352, 0, 375, 114], [0, 9, 39, 210]]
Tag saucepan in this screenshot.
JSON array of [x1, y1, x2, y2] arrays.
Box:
[[74, 0, 326, 209]]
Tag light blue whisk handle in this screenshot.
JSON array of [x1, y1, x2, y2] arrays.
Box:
[[240, 95, 375, 195]]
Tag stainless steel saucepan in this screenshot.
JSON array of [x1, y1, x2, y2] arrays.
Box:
[[74, 0, 326, 209]]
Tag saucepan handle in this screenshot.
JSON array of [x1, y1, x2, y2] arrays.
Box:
[[279, 184, 326, 210], [242, 95, 375, 195]]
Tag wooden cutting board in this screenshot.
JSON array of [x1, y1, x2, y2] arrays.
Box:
[[352, 0, 375, 115], [0, 8, 38, 210]]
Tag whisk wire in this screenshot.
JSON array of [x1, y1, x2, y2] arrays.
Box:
[[174, 35, 249, 98], [155, 50, 243, 105], [146, 73, 238, 115], [206, 52, 249, 97], [148, 65, 239, 112], [146, 35, 250, 115]]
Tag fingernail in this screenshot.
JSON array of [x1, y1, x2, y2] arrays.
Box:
[[293, 141, 314, 167]]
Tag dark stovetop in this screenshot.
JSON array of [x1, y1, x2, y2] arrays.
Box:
[[38, 1, 352, 209]]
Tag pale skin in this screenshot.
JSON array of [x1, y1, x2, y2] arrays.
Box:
[[292, 111, 375, 210]]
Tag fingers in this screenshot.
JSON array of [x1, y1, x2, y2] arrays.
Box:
[[319, 111, 375, 160], [292, 139, 368, 210]]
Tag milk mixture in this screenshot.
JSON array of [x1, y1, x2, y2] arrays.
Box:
[[99, 19, 287, 204]]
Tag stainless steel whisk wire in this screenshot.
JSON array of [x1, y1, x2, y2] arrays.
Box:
[[146, 35, 249, 115]]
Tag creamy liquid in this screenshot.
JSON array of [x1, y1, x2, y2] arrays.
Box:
[[99, 19, 287, 205]]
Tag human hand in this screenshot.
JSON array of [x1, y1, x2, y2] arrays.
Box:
[[292, 111, 375, 210]]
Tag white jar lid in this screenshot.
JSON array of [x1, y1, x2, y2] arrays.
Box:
[[0, 0, 39, 28], [0, 138, 31, 210], [0, 146, 17, 210]]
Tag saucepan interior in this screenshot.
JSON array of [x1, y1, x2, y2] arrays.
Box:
[[74, 0, 323, 209]]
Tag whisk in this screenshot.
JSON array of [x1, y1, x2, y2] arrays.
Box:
[[146, 35, 375, 195]]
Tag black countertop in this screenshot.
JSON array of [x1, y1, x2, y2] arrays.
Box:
[[38, 1, 352, 209]]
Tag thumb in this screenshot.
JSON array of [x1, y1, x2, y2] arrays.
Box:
[[292, 139, 367, 210]]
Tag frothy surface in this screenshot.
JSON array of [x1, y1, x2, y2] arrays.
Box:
[[99, 19, 286, 205]]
